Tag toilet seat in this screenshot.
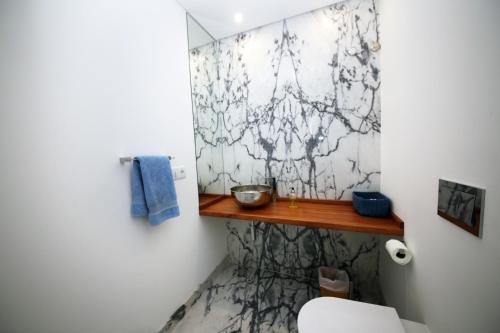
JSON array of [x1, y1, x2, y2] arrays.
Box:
[[298, 297, 406, 333]]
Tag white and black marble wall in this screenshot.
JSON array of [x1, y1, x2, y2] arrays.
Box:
[[190, 0, 381, 199], [182, 1, 384, 330], [218, 0, 381, 200], [227, 221, 382, 303]]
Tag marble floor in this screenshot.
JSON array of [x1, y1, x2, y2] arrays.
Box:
[[161, 261, 319, 333]]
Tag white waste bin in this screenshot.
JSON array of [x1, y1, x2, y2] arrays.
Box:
[[318, 267, 350, 299]]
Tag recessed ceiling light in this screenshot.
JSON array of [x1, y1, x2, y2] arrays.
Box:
[[234, 12, 243, 24]]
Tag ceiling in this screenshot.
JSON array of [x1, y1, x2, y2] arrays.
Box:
[[177, 0, 341, 40]]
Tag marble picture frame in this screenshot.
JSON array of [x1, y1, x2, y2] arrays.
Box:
[[437, 179, 486, 237]]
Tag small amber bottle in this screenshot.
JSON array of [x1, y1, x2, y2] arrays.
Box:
[[288, 187, 298, 209]]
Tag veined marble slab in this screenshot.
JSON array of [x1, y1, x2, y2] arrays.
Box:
[[191, 0, 381, 200]]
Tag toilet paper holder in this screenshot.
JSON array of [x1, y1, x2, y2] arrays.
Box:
[[395, 250, 407, 259], [385, 239, 413, 265]]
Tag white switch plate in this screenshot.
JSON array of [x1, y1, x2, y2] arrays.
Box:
[[172, 166, 186, 180]]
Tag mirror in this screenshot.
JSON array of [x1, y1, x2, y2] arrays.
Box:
[[186, 15, 225, 204]]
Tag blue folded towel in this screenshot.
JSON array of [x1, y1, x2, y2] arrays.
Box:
[[131, 156, 179, 225]]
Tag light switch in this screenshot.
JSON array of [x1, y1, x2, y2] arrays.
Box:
[[172, 166, 186, 180]]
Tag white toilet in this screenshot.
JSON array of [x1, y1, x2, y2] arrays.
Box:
[[298, 297, 429, 333]]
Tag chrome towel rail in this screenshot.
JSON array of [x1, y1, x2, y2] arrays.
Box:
[[119, 156, 173, 164]]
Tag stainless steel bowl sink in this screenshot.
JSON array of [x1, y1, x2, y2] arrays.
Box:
[[231, 184, 273, 208]]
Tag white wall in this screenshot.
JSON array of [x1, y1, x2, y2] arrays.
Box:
[[379, 0, 500, 332], [0, 0, 227, 332]]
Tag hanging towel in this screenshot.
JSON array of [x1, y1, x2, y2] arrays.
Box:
[[131, 156, 179, 225]]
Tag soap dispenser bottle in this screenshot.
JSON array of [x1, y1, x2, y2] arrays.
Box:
[[288, 187, 298, 209], [265, 177, 278, 202]]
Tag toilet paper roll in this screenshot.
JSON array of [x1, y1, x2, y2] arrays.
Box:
[[385, 239, 413, 265]]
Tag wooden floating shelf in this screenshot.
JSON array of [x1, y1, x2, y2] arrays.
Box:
[[198, 193, 226, 210], [199, 195, 404, 236]]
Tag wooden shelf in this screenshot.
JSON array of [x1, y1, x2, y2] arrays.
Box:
[[199, 196, 404, 236], [198, 193, 225, 210]]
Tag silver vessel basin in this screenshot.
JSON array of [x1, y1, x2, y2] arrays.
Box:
[[231, 185, 273, 208]]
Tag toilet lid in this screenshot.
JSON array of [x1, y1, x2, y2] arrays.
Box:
[[298, 297, 405, 333]]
